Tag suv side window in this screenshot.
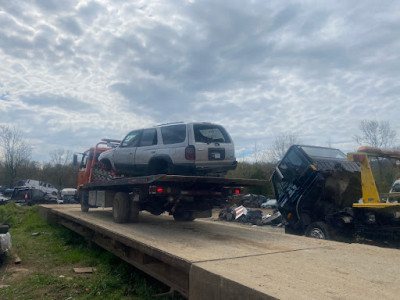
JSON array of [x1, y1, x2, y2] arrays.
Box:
[[121, 130, 142, 147], [161, 124, 186, 145], [139, 129, 157, 147], [13, 190, 27, 200]]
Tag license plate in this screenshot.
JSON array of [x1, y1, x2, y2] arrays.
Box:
[[213, 152, 221, 159]]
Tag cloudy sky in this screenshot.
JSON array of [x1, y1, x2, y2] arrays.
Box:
[[1, 0, 399, 162]]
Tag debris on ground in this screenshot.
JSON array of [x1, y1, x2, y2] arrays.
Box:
[[261, 199, 277, 209], [73, 267, 96, 274], [218, 207, 236, 221], [0, 225, 11, 266], [262, 211, 282, 225], [239, 194, 268, 208], [219, 205, 282, 227], [234, 205, 247, 219], [14, 255, 21, 264], [237, 210, 263, 225]]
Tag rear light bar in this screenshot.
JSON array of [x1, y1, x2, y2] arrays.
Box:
[[149, 185, 244, 196], [149, 186, 169, 194]]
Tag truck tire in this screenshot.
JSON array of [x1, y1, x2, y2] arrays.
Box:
[[173, 211, 195, 222], [305, 222, 331, 240], [113, 192, 130, 223], [129, 201, 139, 223], [80, 191, 89, 212]]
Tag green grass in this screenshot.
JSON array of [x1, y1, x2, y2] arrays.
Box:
[[0, 203, 183, 300]]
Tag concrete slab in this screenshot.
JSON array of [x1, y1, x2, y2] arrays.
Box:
[[42, 205, 400, 299]]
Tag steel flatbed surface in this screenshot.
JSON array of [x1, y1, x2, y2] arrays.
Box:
[[82, 174, 267, 190]]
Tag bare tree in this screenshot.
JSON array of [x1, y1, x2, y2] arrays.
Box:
[[47, 148, 75, 190], [49, 148, 72, 166], [353, 120, 397, 149], [269, 132, 301, 162], [0, 125, 32, 187]]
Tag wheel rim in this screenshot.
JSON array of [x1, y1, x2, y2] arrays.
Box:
[[309, 228, 326, 239]]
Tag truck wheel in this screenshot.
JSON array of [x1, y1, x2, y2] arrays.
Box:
[[305, 222, 331, 240], [80, 191, 89, 212], [113, 192, 130, 223], [130, 201, 139, 223], [173, 211, 195, 222]]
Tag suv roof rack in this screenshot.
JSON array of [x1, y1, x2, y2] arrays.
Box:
[[156, 122, 185, 126]]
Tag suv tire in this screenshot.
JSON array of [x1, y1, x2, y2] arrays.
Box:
[[148, 159, 173, 175]]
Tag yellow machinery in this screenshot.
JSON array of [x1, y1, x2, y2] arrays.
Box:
[[347, 146, 400, 210]]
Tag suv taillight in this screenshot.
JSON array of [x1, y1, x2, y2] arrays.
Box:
[[185, 145, 196, 160]]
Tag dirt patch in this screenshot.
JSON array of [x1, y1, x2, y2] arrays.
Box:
[[0, 253, 31, 284]]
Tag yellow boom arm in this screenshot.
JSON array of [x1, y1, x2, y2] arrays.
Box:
[[347, 152, 380, 203]]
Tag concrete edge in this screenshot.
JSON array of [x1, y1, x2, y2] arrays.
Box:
[[189, 264, 277, 300]]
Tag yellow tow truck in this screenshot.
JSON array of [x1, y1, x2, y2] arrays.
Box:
[[347, 147, 400, 238]]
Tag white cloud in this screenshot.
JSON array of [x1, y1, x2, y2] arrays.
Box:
[[0, 0, 399, 162]]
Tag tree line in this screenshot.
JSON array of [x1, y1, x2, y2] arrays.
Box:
[[0, 125, 78, 191], [0, 120, 399, 196]]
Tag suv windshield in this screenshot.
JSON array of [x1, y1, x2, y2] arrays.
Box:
[[193, 124, 231, 143], [299, 146, 346, 159], [274, 147, 311, 200]]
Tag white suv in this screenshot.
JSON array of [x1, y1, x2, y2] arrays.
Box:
[[99, 122, 237, 176]]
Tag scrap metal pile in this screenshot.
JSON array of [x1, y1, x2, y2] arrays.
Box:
[[219, 194, 282, 226]]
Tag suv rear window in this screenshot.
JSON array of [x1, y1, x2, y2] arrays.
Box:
[[161, 124, 187, 144], [12, 189, 28, 200], [193, 124, 231, 143]]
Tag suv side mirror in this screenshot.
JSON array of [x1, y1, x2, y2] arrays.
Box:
[[73, 154, 78, 166]]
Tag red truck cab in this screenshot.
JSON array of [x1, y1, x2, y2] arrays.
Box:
[[75, 140, 120, 188]]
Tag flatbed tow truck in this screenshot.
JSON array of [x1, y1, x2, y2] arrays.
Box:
[[74, 141, 265, 223]]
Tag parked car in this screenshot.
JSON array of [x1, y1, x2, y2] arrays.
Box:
[[388, 179, 400, 203], [0, 193, 8, 206], [99, 122, 237, 176], [16, 179, 58, 195], [10, 187, 57, 206], [2, 189, 14, 199], [60, 188, 78, 204]]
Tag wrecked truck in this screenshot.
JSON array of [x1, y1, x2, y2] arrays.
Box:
[[271, 145, 362, 239]]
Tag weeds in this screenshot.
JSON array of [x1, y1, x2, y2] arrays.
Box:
[[0, 203, 183, 299]]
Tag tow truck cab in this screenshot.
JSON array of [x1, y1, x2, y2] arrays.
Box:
[[271, 145, 361, 234]]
